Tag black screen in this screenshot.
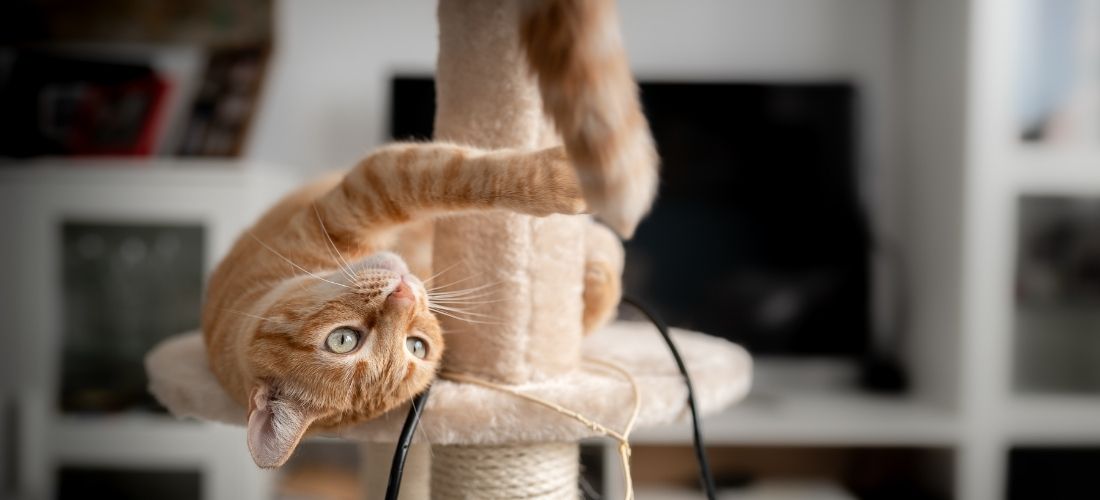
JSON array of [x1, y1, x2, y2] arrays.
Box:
[[390, 77, 870, 357]]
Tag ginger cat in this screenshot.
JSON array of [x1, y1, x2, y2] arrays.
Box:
[[203, 0, 657, 468], [204, 144, 623, 467]]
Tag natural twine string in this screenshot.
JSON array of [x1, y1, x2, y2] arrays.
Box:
[[439, 357, 642, 500], [430, 442, 578, 499]]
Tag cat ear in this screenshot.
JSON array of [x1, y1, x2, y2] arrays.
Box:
[[246, 382, 316, 468]]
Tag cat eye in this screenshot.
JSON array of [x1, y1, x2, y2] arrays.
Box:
[[325, 327, 360, 354], [405, 337, 428, 359]]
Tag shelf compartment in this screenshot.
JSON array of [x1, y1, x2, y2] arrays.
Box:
[[1008, 446, 1100, 500], [57, 465, 200, 500], [1015, 0, 1100, 148], [1013, 196, 1100, 396], [60, 222, 205, 415]]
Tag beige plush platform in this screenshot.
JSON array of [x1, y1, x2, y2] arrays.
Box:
[[146, 321, 751, 445]]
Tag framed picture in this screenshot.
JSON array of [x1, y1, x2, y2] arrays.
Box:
[[1017, 0, 1100, 145]]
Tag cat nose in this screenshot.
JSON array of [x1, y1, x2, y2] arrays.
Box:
[[387, 280, 414, 304]]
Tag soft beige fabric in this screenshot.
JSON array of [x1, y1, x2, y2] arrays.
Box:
[[431, 0, 586, 384], [146, 322, 752, 445]]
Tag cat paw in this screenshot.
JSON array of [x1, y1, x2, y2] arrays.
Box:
[[582, 259, 621, 334], [520, 146, 588, 216], [530, 186, 587, 217]]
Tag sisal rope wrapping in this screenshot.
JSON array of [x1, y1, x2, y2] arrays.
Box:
[[430, 442, 579, 499], [437, 358, 641, 499]]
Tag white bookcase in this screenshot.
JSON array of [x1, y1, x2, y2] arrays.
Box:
[[0, 159, 296, 500], [602, 1, 1100, 499], [959, 0, 1099, 499]]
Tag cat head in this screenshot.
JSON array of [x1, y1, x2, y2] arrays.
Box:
[[244, 251, 442, 468]]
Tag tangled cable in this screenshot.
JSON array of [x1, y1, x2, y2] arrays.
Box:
[[384, 296, 716, 500]]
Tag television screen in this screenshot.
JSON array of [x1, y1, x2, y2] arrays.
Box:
[[390, 77, 870, 358]]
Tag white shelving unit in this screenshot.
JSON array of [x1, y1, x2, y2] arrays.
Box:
[[605, 1, 1100, 499], [961, 0, 1100, 498], [0, 159, 297, 500]]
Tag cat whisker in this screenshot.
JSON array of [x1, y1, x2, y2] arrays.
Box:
[[424, 272, 475, 290], [428, 287, 503, 298], [428, 288, 499, 299], [425, 279, 480, 294], [222, 308, 278, 323], [430, 301, 498, 312], [428, 297, 508, 306], [427, 293, 502, 305], [422, 260, 466, 285], [425, 273, 498, 293], [426, 301, 487, 312], [427, 307, 504, 325], [430, 314, 503, 326], [312, 203, 357, 282], [429, 310, 502, 328], [427, 281, 504, 297], [248, 232, 353, 289], [428, 304, 498, 319], [408, 395, 434, 451]]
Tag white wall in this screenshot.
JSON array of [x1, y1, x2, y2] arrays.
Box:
[[248, 0, 900, 211], [246, 0, 438, 172]]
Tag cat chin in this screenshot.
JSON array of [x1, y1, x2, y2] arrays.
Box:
[[354, 251, 410, 274]]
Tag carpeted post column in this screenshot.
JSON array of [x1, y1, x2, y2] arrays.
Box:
[[429, 0, 586, 497]]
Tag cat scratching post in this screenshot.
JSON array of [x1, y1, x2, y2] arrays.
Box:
[[426, 0, 586, 496], [433, 0, 585, 386]]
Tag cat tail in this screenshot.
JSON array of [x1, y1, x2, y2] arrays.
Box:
[[519, 0, 659, 238]]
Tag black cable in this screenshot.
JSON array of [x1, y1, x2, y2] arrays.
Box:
[[621, 295, 717, 500], [384, 385, 432, 500], [385, 298, 715, 499]]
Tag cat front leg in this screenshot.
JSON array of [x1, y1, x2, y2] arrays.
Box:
[[467, 145, 589, 217], [315, 143, 588, 243]]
